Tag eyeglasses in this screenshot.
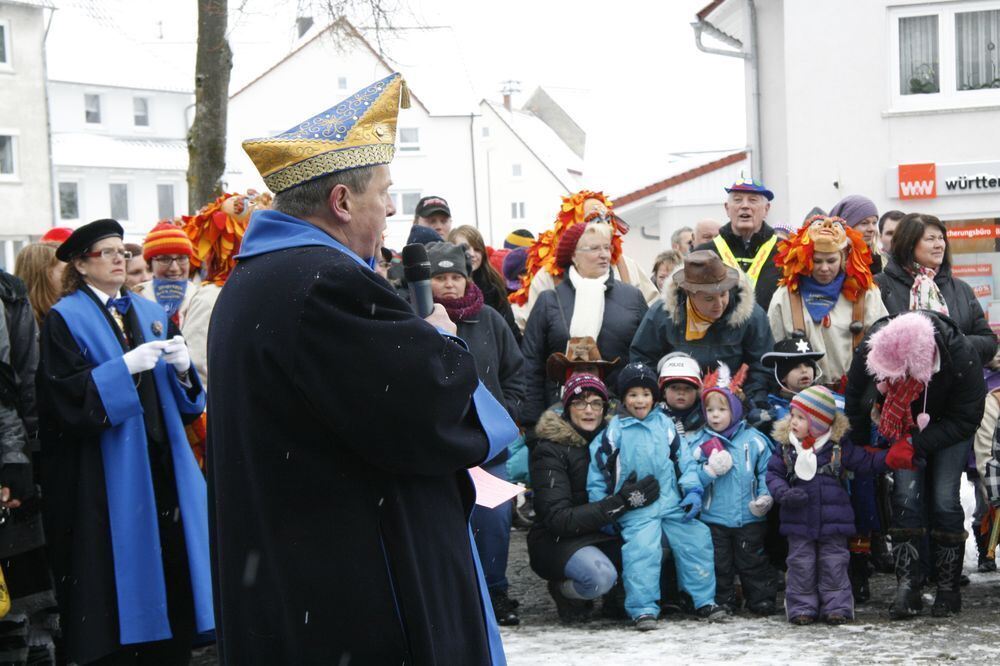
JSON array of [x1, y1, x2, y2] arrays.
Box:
[[570, 399, 606, 412], [83, 248, 132, 260], [576, 244, 612, 255], [152, 255, 191, 266]]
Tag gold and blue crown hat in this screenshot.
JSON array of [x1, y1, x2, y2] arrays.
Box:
[[724, 177, 774, 201], [242, 72, 410, 194]]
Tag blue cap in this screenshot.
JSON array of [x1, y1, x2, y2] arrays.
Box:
[[725, 177, 774, 201]]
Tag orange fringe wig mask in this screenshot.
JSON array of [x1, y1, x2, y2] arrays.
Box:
[[509, 190, 626, 306], [182, 190, 272, 286], [774, 215, 874, 302]]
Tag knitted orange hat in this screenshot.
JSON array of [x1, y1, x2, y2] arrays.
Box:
[[143, 221, 193, 261]]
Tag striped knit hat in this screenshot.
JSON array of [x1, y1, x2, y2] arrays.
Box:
[[561, 373, 609, 409], [504, 229, 534, 249], [143, 221, 193, 261], [790, 385, 838, 437]]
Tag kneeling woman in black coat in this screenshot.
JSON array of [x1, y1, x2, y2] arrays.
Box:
[[528, 373, 659, 621]]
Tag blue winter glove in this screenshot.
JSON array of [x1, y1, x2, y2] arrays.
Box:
[[680, 489, 703, 522], [780, 487, 808, 509]]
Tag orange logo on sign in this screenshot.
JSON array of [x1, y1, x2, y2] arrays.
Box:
[[899, 163, 937, 199]]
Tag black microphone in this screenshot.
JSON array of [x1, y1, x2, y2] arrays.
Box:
[[402, 243, 434, 318]]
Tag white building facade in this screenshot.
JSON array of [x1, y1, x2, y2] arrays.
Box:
[[225, 23, 581, 251], [695, 0, 1000, 325], [45, 1, 192, 241], [0, 0, 53, 268]]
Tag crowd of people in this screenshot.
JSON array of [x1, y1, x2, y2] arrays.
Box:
[[1, 70, 999, 664]]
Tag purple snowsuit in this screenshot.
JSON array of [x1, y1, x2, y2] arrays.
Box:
[[766, 414, 887, 621]]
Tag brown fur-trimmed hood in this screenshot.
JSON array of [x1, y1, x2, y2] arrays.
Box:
[[661, 270, 756, 329], [535, 408, 609, 448], [770, 410, 850, 447]]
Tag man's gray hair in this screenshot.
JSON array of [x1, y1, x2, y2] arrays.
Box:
[[670, 226, 693, 246], [272, 166, 377, 219]]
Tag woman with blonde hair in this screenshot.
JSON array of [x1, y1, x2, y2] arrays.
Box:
[[14, 242, 63, 328]]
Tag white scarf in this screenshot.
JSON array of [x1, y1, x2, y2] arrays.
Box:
[[567, 265, 607, 340], [788, 429, 832, 481]]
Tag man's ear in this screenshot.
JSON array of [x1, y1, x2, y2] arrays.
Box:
[[328, 183, 351, 221]]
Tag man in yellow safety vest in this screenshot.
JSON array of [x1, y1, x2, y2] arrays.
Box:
[[694, 177, 781, 310]]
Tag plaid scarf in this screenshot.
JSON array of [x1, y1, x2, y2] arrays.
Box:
[[908, 264, 949, 315], [878, 375, 925, 441]]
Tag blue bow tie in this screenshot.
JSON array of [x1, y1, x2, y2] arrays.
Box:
[[107, 294, 132, 316]]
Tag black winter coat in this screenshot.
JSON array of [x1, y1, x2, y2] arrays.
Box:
[[845, 312, 986, 456], [694, 222, 781, 311], [521, 274, 647, 424], [527, 409, 622, 580], [208, 246, 497, 665], [875, 259, 997, 365], [476, 272, 522, 345], [455, 305, 525, 437]]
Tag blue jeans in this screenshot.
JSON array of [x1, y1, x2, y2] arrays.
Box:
[[563, 546, 619, 600], [470, 462, 512, 592], [892, 438, 971, 536]]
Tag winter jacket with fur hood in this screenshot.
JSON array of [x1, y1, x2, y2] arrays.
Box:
[[521, 273, 647, 425], [876, 258, 997, 365], [766, 413, 887, 540], [845, 311, 987, 456], [629, 272, 775, 405], [694, 222, 782, 311], [527, 408, 622, 581]]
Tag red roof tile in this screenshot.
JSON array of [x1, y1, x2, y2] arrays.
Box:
[[613, 151, 747, 207]]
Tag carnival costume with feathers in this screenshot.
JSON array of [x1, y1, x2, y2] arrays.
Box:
[[509, 190, 626, 306], [774, 216, 874, 304]]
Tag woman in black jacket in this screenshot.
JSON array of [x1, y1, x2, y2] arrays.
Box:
[[521, 222, 648, 425], [448, 226, 521, 344], [527, 373, 659, 622], [875, 213, 997, 364], [845, 311, 986, 619]]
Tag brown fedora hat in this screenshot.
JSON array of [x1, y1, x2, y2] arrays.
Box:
[[673, 249, 739, 294], [545, 336, 621, 383]]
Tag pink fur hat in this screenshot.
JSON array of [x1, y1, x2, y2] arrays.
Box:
[[865, 312, 937, 383]]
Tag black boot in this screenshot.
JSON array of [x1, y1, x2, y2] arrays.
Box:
[[490, 589, 521, 626], [870, 533, 895, 574], [849, 552, 871, 604], [600, 579, 628, 620], [888, 531, 923, 619], [975, 525, 997, 573], [931, 531, 966, 617], [547, 580, 592, 624]]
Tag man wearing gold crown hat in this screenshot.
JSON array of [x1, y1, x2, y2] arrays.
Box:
[[207, 73, 516, 665]]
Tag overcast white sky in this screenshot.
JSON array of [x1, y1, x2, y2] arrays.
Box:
[[101, 0, 748, 195]]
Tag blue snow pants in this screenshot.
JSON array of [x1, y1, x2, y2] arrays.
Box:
[[620, 509, 716, 618]]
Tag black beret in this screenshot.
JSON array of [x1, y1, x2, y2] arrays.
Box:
[[56, 219, 124, 262]]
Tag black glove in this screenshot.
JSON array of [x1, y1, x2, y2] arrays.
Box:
[[615, 472, 660, 510]]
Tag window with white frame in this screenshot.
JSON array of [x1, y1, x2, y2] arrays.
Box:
[[890, 2, 1000, 110], [109, 183, 129, 220], [398, 128, 420, 152], [512, 163, 522, 177], [0, 20, 10, 68], [337, 76, 348, 90], [481, 126, 490, 138], [157, 184, 175, 219], [0, 238, 29, 273], [59, 182, 79, 219], [400, 192, 422, 216], [511, 202, 526, 219], [85, 94, 102, 124], [0, 135, 15, 178], [133, 97, 150, 126]]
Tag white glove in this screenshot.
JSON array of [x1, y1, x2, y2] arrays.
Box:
[[748, 494, 774, 517], [162, 336, 192, 373], [123, 340, 167, 375], [705, 449, 733, 478]]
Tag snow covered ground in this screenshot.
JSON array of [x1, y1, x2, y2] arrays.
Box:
[[500, 477, 1000, 665]]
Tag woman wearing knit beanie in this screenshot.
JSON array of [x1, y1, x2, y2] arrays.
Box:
[[766, 385, 912, 625], [521, 212, 648, 426], [135, 221, 197, 328], [829, 195, 881, 274], [425, 240, 526, 626], [845, 311, 987, 619]]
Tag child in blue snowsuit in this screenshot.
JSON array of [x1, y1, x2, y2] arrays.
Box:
[[588, 363, 724, 630], [685, 379, 778, 615], [658, 351, 707, 445]]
